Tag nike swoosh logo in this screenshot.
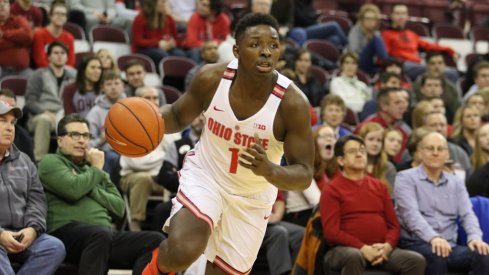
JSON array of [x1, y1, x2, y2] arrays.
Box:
[[213, 106, 224, 112]]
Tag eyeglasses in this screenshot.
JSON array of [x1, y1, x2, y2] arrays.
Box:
[[422, 146, 448, 153], [143, 96, 159, 100], [344, 147, 367, 155], [62, 131, 91, 140]]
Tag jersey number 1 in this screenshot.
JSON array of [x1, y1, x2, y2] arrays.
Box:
[[228, 148, 239, 174]]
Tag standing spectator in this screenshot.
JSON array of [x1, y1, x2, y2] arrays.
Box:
[[0, 0, 33, 78], [356, 87, 411, 163], [357, 122, 397, 190], [395, 132, 489, 275], [293, 48, 324, 107], [451, 105, 482, 156], [38, 114, 165, 274], [321, 134, 426, 275], [0, 100, 66, 275], [316, 94, 352, 138], [131, 0, 186, 68], [347, 3, 388, 75], [10, 0, 43, 28], [67, 56, 102, 117], [96, 48, 119, 73], [183, 0, 230, 63], [85, 70, 124, 174], [382, 4, 457, 82], [26, 41, 77, 162], [68, 0, 133, 37], [32, 1, 75, 68], [467, 123, 489, 197], [184, 40, 219, 91], [330, 53, 372, 113]]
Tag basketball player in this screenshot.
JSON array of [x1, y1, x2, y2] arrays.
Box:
[[144, 13, 314, 275]]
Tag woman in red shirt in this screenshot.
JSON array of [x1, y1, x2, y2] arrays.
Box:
[[131, 0, 185, 68]]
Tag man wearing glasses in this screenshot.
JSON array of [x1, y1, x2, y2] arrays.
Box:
[[320, 135, 426, 275], [37, 114, 164, 274], [395, 132, 489, 275]]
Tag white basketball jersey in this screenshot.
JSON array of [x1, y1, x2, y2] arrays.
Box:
[[192, 59, 292, 195]]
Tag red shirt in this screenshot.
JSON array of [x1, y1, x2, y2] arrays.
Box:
[[0, 15, 33, 69], [382, 28, 454, 64], [131, 13, 180, 52], [320, 172, 400, 249], [10, 2, 43, 28], [183, 12, 230, 49], [32, 27, 75, 68]]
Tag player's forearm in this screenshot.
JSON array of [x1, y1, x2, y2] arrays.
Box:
[[160, 104, 188, 134], [265, 163, 313, 191]]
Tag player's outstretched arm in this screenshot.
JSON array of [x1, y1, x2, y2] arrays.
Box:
[[160, 63, 225, 134], [239, 84, 314, 191]]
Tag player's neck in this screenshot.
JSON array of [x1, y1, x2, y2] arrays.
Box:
[[233, 72, 276, 96]]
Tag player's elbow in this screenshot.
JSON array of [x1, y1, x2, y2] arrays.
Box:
[[295, 166, 314, 191]]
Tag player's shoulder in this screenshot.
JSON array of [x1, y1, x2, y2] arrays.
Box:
[[281, 81, 311, 112], [188, 62, 229, 95]]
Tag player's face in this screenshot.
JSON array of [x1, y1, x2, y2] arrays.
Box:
[[234, 25, 280, 76], [57, 122, 90, 161]]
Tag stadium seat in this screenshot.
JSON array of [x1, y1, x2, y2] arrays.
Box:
[[433, 24, 464, 41], [0, 75, 28, 109], [89, 25, 131, 60], [304, 39, 340, 63], [405, 21, 430, 37], [64, 22, 91, 53], [318, 14, 353, 34], [160, 85, 182, 104], [159, 57, 197, 92], [117, 53, 160, 87], [470, 26, 489, 53], [309, 65, 330, 89]]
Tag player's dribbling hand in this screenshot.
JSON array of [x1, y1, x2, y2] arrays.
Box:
[[238, 133, 272, 177]]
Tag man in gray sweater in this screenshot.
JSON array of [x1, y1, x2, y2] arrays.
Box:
[[25, 41, 76, 162]]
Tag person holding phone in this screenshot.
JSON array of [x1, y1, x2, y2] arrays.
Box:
[[0, 100, 66, 275]]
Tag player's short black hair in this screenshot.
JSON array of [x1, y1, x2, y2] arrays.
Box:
[[334, 135, 365, 158], [234, 13, 280, 44]]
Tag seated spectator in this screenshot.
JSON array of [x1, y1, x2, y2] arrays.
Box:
[[466, 92, 486, 118], [464, 62, 489, 101], [347, 3, 388, 75], [119, 86, 167, 231], [284, 125, 330, 227], [397, 127, 431, 171], [69, 0, 133, 37], [184, 40, 219, 91], [467, 123, 489, 197], [288, 0, 346, 48], [357, 122, 397, 190], [0, 100, 65, 275], [167, 0, 196, 32], [330, 53, 372, 113], [383, 127, 403, 166], [0, 89, 34, 161], [183, 0, 230, 63], [411, 100, 434, 130], [96, 48, 119, 74], [356, 87, 411, 163], [131, 0, 186, 69], [68, 56, 102, 117], [361, 71, 402, 121], [382, 4, 458, 82], [422, 112, 472, 177], [414, 74, 458, 123], [315, 94, 352, 137], [412, 52, 460, 122], [321, 134, 426, 274], [10, 0, 43, 28], [381, 58, 412, 90], [38, 114, 164, 274], [32, 1, 75, 68], [86, 70, 125, 174], [464, 50, 489, 93], [122, 59, 166, 105], [394, 132, 489, 275], [293, 48, 325, 107], [0, 0, 33, 78], [26, 41, 77, 162], [451, 105, 482, 157]]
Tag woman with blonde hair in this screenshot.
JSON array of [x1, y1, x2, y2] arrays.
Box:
[[96, 48, 119, 74], [467, 123, 489, 197], [357, 122, 397, 192], [411, 100, 434, 129], [347, 3, 388, 75], [451, 105, 482, 156]]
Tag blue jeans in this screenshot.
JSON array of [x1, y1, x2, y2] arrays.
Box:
[[0, 233, 66, 275], [403, 242, 489, 275], [288, 22, 347, 47], [403, 61, 459, 82], [102, 148, 120, 175], [359, 36, 388, 75]]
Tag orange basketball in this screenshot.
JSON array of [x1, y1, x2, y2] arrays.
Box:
[[104, 97, 165, 157]]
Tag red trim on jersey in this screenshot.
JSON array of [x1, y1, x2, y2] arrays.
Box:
[[176, 191, 214, 231], [214, 255, 251, 275], [223, 68, 236, 80], [271, 84, 285, 98]]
